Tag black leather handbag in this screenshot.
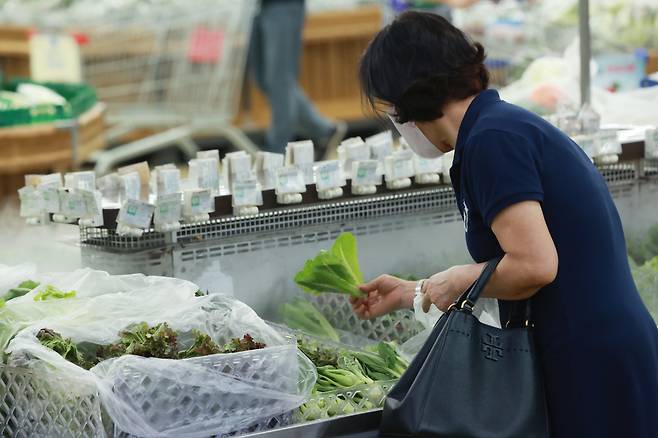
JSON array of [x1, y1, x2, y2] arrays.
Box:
[[380, 257, 549, 437]]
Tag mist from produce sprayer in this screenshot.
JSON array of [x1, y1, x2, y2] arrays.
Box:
[[0, 200, 81, 271]]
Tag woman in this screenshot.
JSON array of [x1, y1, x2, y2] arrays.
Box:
[[352, 11, 658, 437]]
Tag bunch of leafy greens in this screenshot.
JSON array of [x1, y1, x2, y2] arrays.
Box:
[[0, 279, 40, 307], [294, 232, 365, 298], [38, 323, 267, 370], [281, 298, 340, 343], [222, 334, 266, 353], [33, 285, 76, 301], [36, 328, 92, 369], [296, 338, 408, 421]]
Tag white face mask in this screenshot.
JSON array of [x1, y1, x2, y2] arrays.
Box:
[[387, 114, 443, 159]]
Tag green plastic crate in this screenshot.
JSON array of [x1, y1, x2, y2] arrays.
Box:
[[0, 79, 97, 128]]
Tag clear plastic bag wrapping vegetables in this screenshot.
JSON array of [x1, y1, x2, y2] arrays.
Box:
[[0, 262, 37, 295], [5, 293, 317, 438], [0, 268, 199, 351]]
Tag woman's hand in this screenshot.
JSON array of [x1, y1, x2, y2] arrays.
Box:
[[350, 275, 415, 320], [421, 266, 476, 313]]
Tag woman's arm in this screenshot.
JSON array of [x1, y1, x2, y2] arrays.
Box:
[[421, 200, 558, 312]]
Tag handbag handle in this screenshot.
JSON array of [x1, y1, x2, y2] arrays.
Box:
[[457, 256, 503, 313]]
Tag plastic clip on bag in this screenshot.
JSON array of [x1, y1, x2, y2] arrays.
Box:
[[381, 258, 549, 437]]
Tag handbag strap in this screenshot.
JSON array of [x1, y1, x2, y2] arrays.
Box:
[[457, 256, 503, 313]]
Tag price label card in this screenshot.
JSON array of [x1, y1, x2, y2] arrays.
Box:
[[196, 158, 220, 195], [276, 166, 306, 194], [352, 160, 381, 186], [414, 155, 442, 174], [232, 180, 263, 207], [157, 168, 182, 196], [65, 171, 95, 191], [78, 189, 102, 217], [18, 186, 42, 217], [185, 189, 214, 215], [59, 189, 86, 218], [155, 192, 183, 225], [645, 128, 658, 159], [121, 172, 141, 201], [117, 199, 155, 229], [315, 160, 344, 191], [38, 182, 61, 213], [386, 155, 415, 180]]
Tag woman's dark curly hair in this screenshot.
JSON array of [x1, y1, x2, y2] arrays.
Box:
[[359, 11, 489, 123]]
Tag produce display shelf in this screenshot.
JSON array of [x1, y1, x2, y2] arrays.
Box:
[[79, 159, 652, 253]]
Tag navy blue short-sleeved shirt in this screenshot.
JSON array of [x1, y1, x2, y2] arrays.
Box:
[[450, 90, 658, 437]]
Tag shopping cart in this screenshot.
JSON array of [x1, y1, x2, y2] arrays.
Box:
[[56, 0, 259, 173]]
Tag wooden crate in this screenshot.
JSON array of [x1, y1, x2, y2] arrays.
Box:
[[0, 103, 107, 199]]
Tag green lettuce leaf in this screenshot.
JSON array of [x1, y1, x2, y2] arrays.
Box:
[[294, 232, 365, 298]]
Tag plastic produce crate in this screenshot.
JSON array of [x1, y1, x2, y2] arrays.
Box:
[[0, 365, 104, 438], [308, 293, 424, 344]]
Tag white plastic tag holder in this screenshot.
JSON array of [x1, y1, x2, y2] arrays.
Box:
[[18, 186, 46, 224], [286, 140, 315, 185], [315, 160, 345, 200], [413, 154, 442, 185], [276, 166, 306, 204], [154, 192, 183, 232], [232, 179, 263, 216], [78, 189, 104, 227], [120, 171, 141, 203], [351, 160, 381, 196], [255, 151, 284, 190], [183, 188, 214, 223], [156, 167, 182, 197], [116, 198, 155, 237], [385, 151, 414, 189]]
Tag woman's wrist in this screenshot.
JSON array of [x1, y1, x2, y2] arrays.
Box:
[[398, 280, 416, 310]]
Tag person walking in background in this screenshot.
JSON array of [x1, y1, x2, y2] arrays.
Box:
[[248, 0, 347, 158]]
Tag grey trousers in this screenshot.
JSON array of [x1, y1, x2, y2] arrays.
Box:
[[248, 0, 333, 154]]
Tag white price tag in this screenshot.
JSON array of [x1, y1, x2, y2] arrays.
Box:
[[155, 192, 183, 225], [157, 168, 181, 196], [79, 189, 102, 217], [414, 155, 442, 174], [39, 183, 61, 213], [386, 155, 415, 180], [59, 189, 86, 218], [65, 171, 95, 191], [18, 186, 42, 217], [315, 160, 344, 191], [121, 172, 141, 201], [185, 189, 214, 215], [276, 166, 306, 194], [196, 158, 220, 195], [645, 128, 658, 159], [117, 199, 155, 229], [232, 180, 263, 207], [352, 160, 381, 186]]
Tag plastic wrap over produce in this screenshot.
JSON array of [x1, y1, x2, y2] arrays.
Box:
[[5, 294, 317, 438], [0, 268, 199, 351], [0, 263, 37, 296]]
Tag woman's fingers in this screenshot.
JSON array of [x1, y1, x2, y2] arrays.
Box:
[[359, 275, 388, 294]]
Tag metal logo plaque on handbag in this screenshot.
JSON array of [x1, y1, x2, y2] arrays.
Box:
[[380, 257, 549, 437]]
